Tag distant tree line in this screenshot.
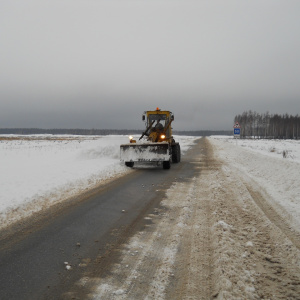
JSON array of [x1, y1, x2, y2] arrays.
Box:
[[0, 128, 231, 137], [234, 111, 300, 139], [173, 130, 232, 136], [0, 128, 142, 136]]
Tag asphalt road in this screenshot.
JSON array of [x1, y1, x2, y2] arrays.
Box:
[[0, 139, 201, 300]]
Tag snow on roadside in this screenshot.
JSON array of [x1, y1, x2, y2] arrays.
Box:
[[211, 135, 300, 163], [209, 136, 300, 230], [0, 134, 198, 229], [0, 135, 129, 229]]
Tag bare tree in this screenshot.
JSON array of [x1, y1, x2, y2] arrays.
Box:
[[234, 111, 300, 139]]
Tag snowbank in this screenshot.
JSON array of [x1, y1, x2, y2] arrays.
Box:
[[210, 136, 300, 229]]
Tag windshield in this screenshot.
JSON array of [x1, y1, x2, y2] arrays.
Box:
[[148, 114, 167, 122], [148, 114, 167, 128]]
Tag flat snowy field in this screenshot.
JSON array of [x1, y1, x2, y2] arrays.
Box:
[[0, 134, 198, 229], [1, 135, 299, 232]]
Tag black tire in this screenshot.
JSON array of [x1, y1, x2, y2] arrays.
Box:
[[177, 144, 181, 162], [125, 162, 134, 167], [172, 144, 181, 163], [163, 161, 171, 169]]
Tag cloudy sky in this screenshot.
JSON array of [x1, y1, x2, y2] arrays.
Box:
[[1, 1, 299, 131]]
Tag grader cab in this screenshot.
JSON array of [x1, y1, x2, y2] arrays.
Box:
[[120, 108, 181, 169]]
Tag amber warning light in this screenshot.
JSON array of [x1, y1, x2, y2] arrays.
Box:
[[129, 136, 136, 143]]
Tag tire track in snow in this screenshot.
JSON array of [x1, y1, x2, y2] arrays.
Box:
[[165, 171, 213, 299], [90, 180, 200, 300], [244, 182, 300, 251]]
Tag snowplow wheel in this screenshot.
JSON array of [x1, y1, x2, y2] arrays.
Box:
[[163, 161, 171, 169], [172, 144, 181, 163], [125, 162, 134, 167]]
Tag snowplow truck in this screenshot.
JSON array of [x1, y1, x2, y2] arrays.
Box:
[[120, 108, 181, 169]]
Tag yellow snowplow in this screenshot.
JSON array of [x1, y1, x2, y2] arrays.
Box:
[[120, 108, 181, 169]]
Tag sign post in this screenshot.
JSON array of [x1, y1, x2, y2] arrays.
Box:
[[233, 122, 241, 138]]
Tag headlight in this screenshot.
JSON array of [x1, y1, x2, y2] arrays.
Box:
[[129, 135, 136, 143], [160, 134, 166, 140]]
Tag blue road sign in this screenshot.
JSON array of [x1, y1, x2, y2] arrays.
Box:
[[234, 128, 240, 135]]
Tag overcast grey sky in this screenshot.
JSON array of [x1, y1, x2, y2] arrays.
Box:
[[1, 1, 299, 131]]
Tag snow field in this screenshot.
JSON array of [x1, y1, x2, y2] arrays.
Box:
[[212, 135, 300, 163]]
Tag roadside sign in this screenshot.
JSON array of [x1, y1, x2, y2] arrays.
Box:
[[233, 122, 240, 128], [233, 122, 241, 138], [234, 128, 240, 135]]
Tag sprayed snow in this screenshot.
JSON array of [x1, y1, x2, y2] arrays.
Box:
[[120, 142, 170, 162]]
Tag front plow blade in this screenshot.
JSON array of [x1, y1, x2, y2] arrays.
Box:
[[120, 142, 170, 162]]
